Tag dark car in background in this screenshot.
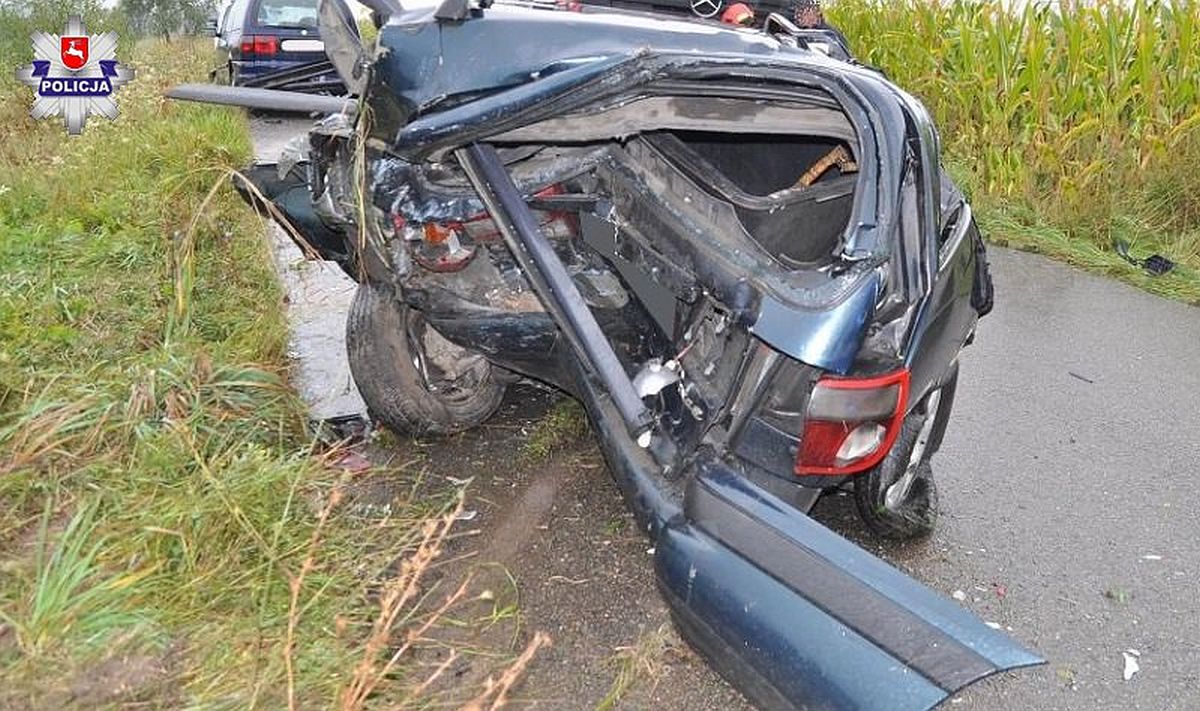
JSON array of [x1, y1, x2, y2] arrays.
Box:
[[210, 0, 356, 90]]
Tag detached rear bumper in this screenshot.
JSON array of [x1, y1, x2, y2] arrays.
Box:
[[660, 463, 1042, 709], [570, 356, 1042, 710]]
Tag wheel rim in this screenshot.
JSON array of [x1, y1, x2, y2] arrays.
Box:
[[884, 388, 942, 511], [403, 309, 490, 405]]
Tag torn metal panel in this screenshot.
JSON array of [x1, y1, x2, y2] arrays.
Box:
[[457, 142, 655, 439], [318, 0, 369, 95]]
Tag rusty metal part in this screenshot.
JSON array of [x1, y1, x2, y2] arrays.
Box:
[[795, 144, 857, 187]]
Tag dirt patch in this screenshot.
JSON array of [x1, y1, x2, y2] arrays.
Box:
[[1, 649, 176, 711], [62, 652, 174, 708], [344, 386, 746, 708], [0, 507, 70, 566]]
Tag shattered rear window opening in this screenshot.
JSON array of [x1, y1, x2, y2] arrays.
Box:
[[445, 90, 864, 270]]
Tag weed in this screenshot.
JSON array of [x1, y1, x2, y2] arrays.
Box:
[[0, 502, 158, 656], [1103, 586, 1133, 604], [462, 631, 552, 711], [0, 35, 493, 707], [339, 495, 472, 710], [603, 516, 628, 537], [597, 623, 680, 711], [522, 398, 589, 462]]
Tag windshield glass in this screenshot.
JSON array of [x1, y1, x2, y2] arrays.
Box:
[[256, 0, 320, 28]]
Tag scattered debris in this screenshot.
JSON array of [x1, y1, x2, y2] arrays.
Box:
[[1142, 254, 1176, 275], [1068, 371, 1095, 384], [992, 583, 1007, 599], [952, 589, 968, 602], [1121, 649, 1141, 681], [328, 450, 372, 473], [447, 475, 475, 486], [1103, 586, 1132, 604], [1141, 554, 1163, 561], [984, 621, 1002, 630], [310, 413, 370, 444], [455, 509, 479, 522], [1115, 239, 1177, 276], [547, 575, 591, 585]]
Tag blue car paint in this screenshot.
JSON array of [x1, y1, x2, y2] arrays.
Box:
[[209, 4, 1042, 705], [657, 524, 950, 710], [366, 8, 929, 375], [691, 465, 1044, 673], [564, 341, 1042, 710], [750, 271, 882, 375]]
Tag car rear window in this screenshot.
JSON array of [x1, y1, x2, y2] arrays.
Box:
[[255, 0, 319, 28]]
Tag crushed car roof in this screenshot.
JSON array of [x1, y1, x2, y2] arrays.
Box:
[[370, 3, 866, 118]]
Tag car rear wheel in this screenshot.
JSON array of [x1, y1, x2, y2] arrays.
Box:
[[346, 283, 506, 437], [853, 375, 956, 540]]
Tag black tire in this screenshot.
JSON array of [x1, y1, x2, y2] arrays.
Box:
[[346, 283, 506, 437], [853, 389, 946, 540]]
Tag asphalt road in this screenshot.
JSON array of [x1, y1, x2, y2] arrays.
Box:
[[251, 116, 1200, 708], [873, 247, 1200, 708], [253, 117, 365, 419]]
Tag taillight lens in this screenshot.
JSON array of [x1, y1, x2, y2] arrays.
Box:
[[795, 369, 909, 475], [393, 183, 579, 273], [240, 35, 279, 57]]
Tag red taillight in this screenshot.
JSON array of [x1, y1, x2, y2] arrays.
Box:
[[240, 35, 278, 57], [393, 183, 579, 272], [795, 369, 909, 475]]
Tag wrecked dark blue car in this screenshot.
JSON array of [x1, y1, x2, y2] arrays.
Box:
[[171, 0, 1039, 706]]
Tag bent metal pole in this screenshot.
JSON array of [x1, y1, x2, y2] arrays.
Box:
[[457, 142, 654, 443]]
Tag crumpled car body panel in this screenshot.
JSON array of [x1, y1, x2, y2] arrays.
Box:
[[169, 3, 1037, 707]]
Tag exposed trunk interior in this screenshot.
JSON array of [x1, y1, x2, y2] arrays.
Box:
[[647, 131, 857, 267], [664, 131, 845, 197], [384, 94, 865, 377]]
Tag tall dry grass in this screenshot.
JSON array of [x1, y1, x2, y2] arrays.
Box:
[[0, 34, 539, 708]]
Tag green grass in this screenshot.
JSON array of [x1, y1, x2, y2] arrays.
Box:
[[597, 623, 679, 711], [829, 0, 1200, 303], [0, 503, 158, 656], [521, 399, 589, 462], [0, 33, 447, 709]]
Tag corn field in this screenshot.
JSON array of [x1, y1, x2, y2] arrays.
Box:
[[831, 0, 1200, 227]]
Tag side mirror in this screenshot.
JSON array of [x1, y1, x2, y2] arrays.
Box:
[[205, 17, 219, 36]]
